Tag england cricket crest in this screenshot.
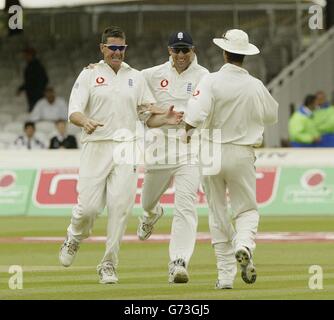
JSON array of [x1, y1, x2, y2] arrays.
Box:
[[187, 82, 192, 93]]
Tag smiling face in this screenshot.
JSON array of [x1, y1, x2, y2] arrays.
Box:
[[168, 47, 195, 74], [100, 37, 126, 73]]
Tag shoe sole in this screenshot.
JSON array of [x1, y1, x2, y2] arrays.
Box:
[[215, 284, 233, 290], [137, 208, 164, 241], [215, 284, 233, 289], [171, 270, 189, 284], [235, 249, 257, 284], [99, 279, 118, 284]]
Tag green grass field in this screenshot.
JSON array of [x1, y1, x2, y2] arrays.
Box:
[[0, 216, 334, 300]]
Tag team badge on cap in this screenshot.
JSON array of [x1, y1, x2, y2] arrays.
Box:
[[177, 32, 183, 40]]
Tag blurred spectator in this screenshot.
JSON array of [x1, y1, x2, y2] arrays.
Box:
[[17, 47, 49, 112], [12, 122, 45, 150], [289, 95, 321, 147], [30, 87, 67, 122], [49, 119, 78, 149], [313, 91, 334, 147]]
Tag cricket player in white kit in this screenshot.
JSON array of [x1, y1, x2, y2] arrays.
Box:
[[185, 29, 278, 289], [136, 31, 209, 283], [59, 26, 182, 284]]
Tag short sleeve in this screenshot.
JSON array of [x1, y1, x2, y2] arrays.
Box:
[[184, 74, 214, 128], [137, 73, 156, 106], [259, 82, 279, 125], [68, 70, 91, 119]]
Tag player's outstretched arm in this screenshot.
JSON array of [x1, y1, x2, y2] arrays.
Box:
[[145, 106, 183, 128], [69, 112, 104, 135]]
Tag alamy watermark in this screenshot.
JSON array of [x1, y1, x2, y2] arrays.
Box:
[[8, 5, 23, 30], [308, 265, 323, 290], [105, 124, 225, 175], [8, 265, 23, 290], [309, 5, 324, 30]]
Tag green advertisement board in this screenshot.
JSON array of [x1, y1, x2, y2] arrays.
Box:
[[1, 166, 334, 216], [0, 169, 36, 216], [260, 167, 334, 215]]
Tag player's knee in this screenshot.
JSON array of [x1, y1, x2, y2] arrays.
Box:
[[78, 204, 101, 220]]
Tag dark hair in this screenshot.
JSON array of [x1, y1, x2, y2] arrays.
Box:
[[304, 94, 316, 107], [24, 121, 35, 130], [225, 51, 245, 63], [101, 26, 126, 44]]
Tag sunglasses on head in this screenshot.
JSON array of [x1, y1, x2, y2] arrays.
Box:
[[104, 44, 128, 52], [171, 47, 191, 54]]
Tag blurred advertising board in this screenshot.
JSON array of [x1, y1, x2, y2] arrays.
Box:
[[1, 149, 334, 216]]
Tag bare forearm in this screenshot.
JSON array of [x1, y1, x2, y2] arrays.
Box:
[[69, 112, 88, 128], [69, 112, 104, 134], [146, 113, 169, 128]]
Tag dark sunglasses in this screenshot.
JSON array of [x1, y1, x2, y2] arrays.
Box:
[[171, 47, 192, 54], [104, 44, 128, 52]]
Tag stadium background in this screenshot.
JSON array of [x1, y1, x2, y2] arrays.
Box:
[[0, 0, 334, 300]]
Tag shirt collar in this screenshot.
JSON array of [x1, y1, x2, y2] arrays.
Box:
[[320, 102, 330, 109], [99, 60, 132, 71], [298, 106, 313, 117], [220, 63, 249, 74]]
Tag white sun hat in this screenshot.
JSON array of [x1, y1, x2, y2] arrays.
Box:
[[213, 29, 260, 55]]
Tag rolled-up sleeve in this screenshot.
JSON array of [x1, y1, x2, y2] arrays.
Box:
[[68, 70, 91, 120], [184, 75, 213, 127]]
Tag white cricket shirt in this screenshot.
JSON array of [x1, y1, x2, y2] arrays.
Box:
[[30, 97, 68, 122], [68, 61, 155, 143], [142, 56, 209, 166], [185, 63, 278, 146]]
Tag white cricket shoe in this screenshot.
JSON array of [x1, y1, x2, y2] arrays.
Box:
[[168, 258, 189, 284], [137, 206, 164, 240], [97, 261, 118, 284], [215, 279, 233, 289], [59, 237, 80, 267], [235, 246, 257, 284]]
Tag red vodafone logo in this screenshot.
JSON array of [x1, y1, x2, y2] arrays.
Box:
[[0, 171, 16, 189], [160, 79, 169, 88], [96, 77, 105, 84], [193, 90, 200, 96], [301, 169, 325, 190]]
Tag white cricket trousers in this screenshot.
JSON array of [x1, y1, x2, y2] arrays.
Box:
[[141, 165, 200, 266], [202, 144, 259, 281], [67, 140, 138, 267]]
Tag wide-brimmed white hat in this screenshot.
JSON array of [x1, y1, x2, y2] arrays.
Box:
[[213, 29, 260, 55]]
